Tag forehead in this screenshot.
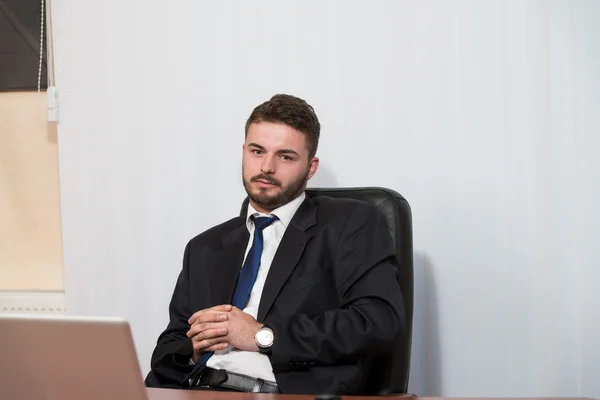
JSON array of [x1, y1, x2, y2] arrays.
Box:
[[246, 121, 307, 151]]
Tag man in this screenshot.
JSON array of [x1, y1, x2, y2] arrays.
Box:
[[145, 94, 404, 394]]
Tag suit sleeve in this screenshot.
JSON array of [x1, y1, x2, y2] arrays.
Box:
[[266, 204, 405, 372], [144, 242, 194, 387]]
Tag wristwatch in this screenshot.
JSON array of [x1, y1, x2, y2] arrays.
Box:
[[255, 325, 274, 353]]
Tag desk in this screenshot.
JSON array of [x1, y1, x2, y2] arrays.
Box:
[[146, 389, 595, 400]]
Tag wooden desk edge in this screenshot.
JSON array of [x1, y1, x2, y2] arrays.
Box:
[[146, 388, 597, 400]]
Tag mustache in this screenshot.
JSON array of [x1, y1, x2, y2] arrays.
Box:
[[251, 174, 281, 187]]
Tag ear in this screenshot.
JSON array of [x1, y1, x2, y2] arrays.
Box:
[[306, 157, 319, 180]]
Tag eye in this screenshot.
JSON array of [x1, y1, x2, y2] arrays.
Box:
[[251, 149, 264, 155], [280, 155, 293, 161]]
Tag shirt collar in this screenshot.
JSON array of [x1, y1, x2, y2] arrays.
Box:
[[246, 192, 306, 232]]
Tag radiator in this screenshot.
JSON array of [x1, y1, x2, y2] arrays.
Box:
[[0, 291, 66, 314]]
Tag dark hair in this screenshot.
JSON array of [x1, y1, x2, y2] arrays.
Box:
[[245, 94, 320, 159]]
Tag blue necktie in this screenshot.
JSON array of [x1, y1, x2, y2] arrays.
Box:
[[231, 216, 278, 309], [187, 215, 278, 381]]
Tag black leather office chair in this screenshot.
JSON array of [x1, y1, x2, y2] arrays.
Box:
[[240, 187, 414, 394]]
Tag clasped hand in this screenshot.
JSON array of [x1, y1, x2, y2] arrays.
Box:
[[186, 304, 262, 363]]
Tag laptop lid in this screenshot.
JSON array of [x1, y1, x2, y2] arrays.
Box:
[[0, 314, 148, 400]]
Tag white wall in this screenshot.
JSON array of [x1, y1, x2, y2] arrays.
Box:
[[51, 0, 600, 397], [571, 1, 600, 395]]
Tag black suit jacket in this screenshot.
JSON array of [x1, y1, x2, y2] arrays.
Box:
[[145, 195, 405, 394]]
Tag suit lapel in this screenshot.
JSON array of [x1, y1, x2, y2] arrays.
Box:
[[208, 220, 249, 306], [257, 197, 316, 321]]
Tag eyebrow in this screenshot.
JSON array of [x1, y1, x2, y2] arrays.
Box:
[[247, 143, 299, 157]]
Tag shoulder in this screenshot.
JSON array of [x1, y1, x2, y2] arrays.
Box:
[[311, 195, 379, 223], [186, 216, 246, 249]]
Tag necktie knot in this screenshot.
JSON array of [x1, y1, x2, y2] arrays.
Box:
[[253, 216, 278, 231]]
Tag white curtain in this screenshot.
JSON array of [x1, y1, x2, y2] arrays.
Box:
[[51, 0, 600, 396]]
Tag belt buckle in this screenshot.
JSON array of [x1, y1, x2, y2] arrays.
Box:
[[192, 374, 204, 388], [191, 368, 208, 387], [195, 368, 229, 389], [251, 378, 265, 393]]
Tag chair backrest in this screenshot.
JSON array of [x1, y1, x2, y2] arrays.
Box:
[[240, 187, 414, 394]]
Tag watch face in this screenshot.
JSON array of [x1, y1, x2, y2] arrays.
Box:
[[256, 328, 274, 347]]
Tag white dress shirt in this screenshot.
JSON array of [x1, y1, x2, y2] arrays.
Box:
[[205, 192, 306, 382]]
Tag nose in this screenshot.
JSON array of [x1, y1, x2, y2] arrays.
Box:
[[260, 154, 276, 174]]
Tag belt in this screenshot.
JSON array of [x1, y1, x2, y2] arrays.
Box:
[[192, 368, 280, 393]]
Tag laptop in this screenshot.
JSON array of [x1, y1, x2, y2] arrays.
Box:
[[0, 314, 148, 400]]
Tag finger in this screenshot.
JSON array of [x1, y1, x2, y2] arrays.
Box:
[[228, 306, 246, 316], [190, 326, 228, 342], [193, 339, 224, 353], [192, 333, 229, 352], [186, 321, 227, 338], [204, 342, 229, 352], [188, 305, 231, 324], [191, 312, 229, 326], [188, 304, 232, 324]]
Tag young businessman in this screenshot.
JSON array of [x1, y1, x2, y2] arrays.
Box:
[[145, 94, 405, 394]]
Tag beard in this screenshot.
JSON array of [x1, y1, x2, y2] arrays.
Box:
[[242, 169, 309, 211]]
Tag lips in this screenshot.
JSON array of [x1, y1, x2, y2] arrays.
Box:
[[256, 179, 275, 185]]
